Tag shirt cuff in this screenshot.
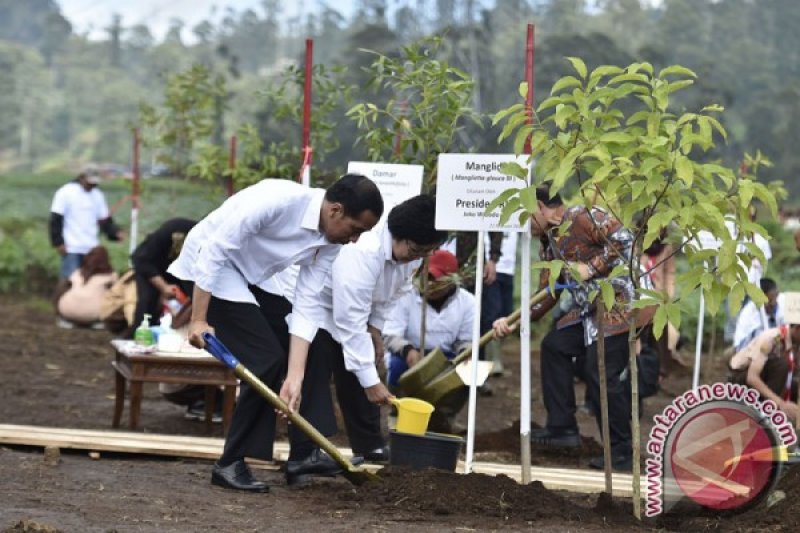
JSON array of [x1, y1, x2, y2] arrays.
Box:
[[367, 316, 385, 332], [287, 312, 319, 343], [354, 365, 380, 388]]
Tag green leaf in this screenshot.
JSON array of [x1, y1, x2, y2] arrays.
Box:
[[652, 306, 667, 340], [601, 281, 616, 310], [598, 132, 634, 144], [518, 82, 529, 100], [519, 187, 538, 213], [658, 65, 697, 78], [551, 76, 583, 94], [566, 57, 587, 79], [674, 154, 694, 185]]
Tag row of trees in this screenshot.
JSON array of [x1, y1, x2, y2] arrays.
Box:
[[0, 0, 799, 193]]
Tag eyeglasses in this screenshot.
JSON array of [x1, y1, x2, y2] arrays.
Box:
[[406, 240, 437, 259]]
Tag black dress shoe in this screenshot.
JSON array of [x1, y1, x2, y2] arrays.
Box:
[[589, 454, 633, 472], [286, 448, 352, 486], [354, 445, 390, 463], [530, 427, 581, 448], [211, 460, 269, 492]]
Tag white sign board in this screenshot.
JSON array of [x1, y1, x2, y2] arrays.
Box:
[[347, 162, 424, 217], [783, 292, 800, 324], [435, 153, 528, 232]]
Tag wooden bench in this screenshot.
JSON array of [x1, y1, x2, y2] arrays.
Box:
[[111, 343, 237, 434]]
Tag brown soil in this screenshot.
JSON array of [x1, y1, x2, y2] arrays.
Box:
[[0, 296, 789, 532]]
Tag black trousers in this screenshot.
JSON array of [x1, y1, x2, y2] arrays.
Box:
[[540, 324, 587, 431], [585, 331, 632, 458], [301, 328, 385, 454], [211, 286, 332, 464]]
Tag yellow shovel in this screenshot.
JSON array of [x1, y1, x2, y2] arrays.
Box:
[[202, 333, 380, 485], [398, 286, 555, 396]]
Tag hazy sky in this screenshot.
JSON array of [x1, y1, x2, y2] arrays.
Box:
[[58, 1, 664, 42], [58, 0, 358, 41]]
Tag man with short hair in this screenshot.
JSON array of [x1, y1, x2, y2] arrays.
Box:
[[494, 187, 638, 471], [49, 172, 124, 279], [287, 195, 447, 472], [169, 175, 383, 493], [734, 277, 785, 352]]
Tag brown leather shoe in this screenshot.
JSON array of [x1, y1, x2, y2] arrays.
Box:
[[211, 460, 269, 493]]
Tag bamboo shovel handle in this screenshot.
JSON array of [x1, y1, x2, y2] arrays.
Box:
[[450, 287, 551, 366]]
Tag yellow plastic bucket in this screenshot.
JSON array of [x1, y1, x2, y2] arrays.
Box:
[[392, 397, 435, 435]]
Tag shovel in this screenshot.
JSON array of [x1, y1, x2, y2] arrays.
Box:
[[398, 285, 558, 395], [202, 332, 380, 486]]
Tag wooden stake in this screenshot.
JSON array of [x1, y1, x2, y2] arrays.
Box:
[[596, 299, 613, 494], [419, 258, 429, 357], [629, 310, 642, 519]]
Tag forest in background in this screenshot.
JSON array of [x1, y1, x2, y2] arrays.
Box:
[[1, 0, 800, 193]]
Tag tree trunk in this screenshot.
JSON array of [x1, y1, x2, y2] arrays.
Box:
[[629, 310, 641, 519], [596, 299, 612, 494], [419, 258, 429, 355]]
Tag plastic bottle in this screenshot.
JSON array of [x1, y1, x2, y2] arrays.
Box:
[[157, 312, 183, 352], [134, 314, 154, 346]]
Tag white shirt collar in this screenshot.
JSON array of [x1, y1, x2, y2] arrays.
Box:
[[301, 188, 326, 232], [382, 223, 396, 263]]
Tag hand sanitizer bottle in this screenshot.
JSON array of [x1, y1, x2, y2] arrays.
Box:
[[134, 314, 154, 346]]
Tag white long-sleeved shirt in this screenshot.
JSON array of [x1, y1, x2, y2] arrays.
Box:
[[733, 294, 785, 351], [167, 179, 339, 342], [383, 287, 474, 355], [319, 223, 419, 388]]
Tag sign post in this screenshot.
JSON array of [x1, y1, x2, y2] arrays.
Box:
[[435, 153, 528, 473], [347, 162, 424, 217]]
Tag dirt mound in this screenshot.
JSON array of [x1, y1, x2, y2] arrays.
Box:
[[732, 463, 800, 532], [342, 466, 640, 527], [474, 419, 605, 464]]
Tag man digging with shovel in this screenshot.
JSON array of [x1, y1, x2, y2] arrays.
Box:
[[168, 175, 383, 492], [288, 195, 447, 468]]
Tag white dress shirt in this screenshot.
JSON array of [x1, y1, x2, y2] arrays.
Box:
[[383, 287, 475, 355], [167, 179, 339, 342], [489, 231, 518, 276], [317, 223, 419, 388]]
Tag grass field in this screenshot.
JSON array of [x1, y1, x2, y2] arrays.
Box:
[[0, 173, 224, 291]]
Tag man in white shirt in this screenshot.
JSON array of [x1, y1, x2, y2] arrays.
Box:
[[168, 175, 383, 492], [49, 172, 124, 279], [290, 195, 446, 467], [734, 278, 785, 352], [384, 249, 474, 432]]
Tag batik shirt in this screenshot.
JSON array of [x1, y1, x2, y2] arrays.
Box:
[[531, 206, 637, 345]]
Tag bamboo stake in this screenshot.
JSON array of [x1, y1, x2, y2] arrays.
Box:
[[629, 309, 642, 519], [419, 258, 429, 357], [596, 299, 613, 494]]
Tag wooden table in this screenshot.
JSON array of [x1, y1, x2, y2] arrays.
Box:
[[111, 343, 237, 434]]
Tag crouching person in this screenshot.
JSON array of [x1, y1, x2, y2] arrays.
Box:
[[383, 249, 473, 433], [729, 324, 800, 421]]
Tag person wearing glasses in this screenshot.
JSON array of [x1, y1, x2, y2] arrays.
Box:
[[283, 195, 446, 478]]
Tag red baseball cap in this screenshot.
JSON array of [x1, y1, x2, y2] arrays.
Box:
[[428, 250, 459, 279]]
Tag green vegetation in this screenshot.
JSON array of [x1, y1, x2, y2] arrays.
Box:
[[0, 174, 222, 293]]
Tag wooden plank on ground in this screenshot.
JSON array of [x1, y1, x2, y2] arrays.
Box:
[[0, 425, 635, 495]]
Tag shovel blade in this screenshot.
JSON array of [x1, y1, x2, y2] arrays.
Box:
[[397, 347, 449, 394]]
